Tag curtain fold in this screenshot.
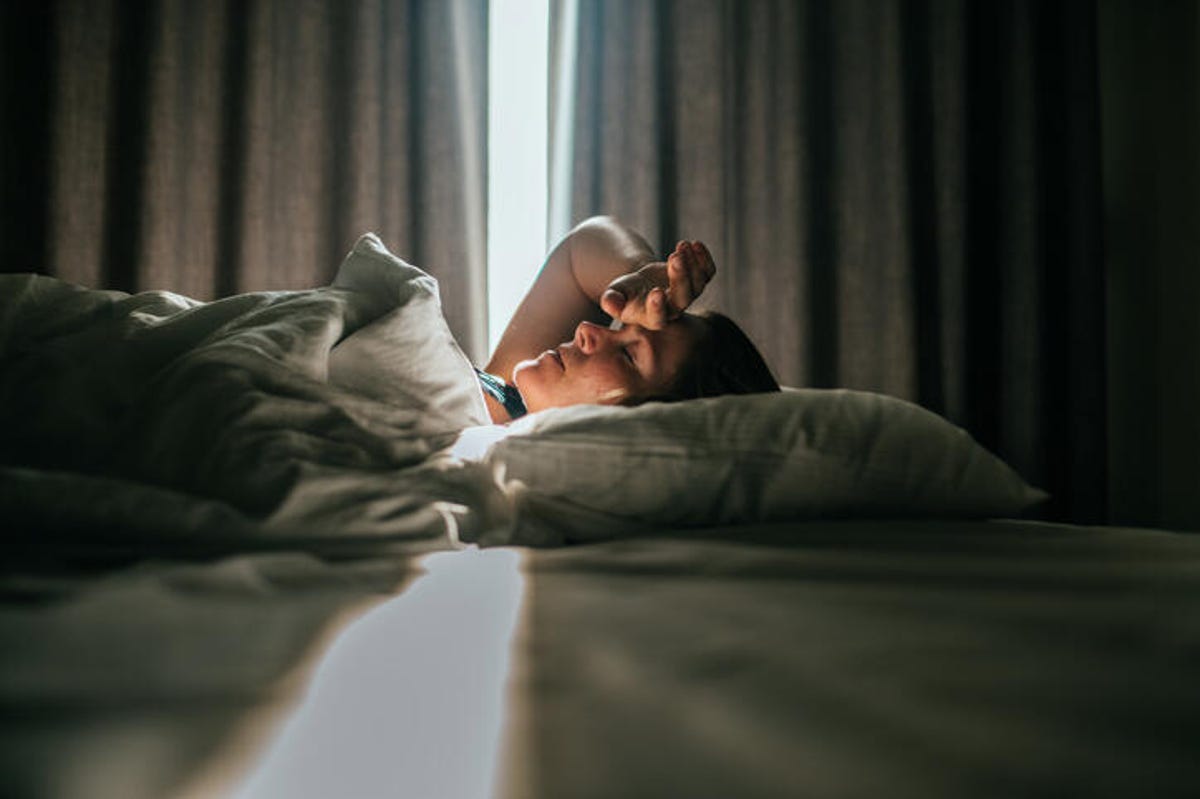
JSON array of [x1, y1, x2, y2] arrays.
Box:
[[0, 0, 489, 362], [555, 0, 1107, 524]]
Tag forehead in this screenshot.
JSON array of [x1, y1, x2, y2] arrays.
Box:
[[620, 315, 704, 385]]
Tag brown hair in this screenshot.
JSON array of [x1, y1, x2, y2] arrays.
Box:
[[657, 311, 780, 401]]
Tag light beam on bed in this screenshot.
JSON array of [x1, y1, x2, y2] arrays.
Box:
[[230, 549, 526, 799], [487, 0, 550, 354]]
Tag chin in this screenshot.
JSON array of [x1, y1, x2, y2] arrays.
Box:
[[511, 362, 546, 412]]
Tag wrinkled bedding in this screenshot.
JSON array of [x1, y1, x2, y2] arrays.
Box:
[[1, 234, 510, 556], [0, 235, 515, 797]]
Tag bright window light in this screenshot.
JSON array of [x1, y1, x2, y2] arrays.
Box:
[[548, 0, 579, 245], [487, 0, 550, 356]]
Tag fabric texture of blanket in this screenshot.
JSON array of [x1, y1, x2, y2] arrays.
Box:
[[0, 234, 509, 555]]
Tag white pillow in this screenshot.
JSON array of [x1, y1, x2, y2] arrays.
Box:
[[328, 233, 489, 436], [476, 389, 1049, 545]]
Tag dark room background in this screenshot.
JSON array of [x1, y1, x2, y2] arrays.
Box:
[[2, 0, 1197, 531]]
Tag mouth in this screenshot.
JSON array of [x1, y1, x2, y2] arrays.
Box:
[[548, 348, 565, 370]]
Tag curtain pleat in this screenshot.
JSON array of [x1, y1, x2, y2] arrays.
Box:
[[556, 0, 1107, 524], [1, 0, 489, 362]]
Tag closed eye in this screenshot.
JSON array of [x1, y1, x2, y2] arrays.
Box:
[[622, 346, 636, 366]]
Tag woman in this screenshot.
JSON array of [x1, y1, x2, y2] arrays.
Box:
[[477, 216, 779, 423]]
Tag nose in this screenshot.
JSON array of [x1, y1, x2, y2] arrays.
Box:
[[573, 321, 607, 354]]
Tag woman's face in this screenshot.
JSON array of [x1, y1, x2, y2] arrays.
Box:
[[512, 315, 704, 412]]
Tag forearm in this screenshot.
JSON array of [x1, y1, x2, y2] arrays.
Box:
[[484, 216, 655, 380], [565, 216, 657, 303]]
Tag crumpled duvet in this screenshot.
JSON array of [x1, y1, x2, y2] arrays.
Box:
[[0, 234, 511, 556]]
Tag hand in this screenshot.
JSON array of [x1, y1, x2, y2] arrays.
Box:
[[599, 240, 716, 329]]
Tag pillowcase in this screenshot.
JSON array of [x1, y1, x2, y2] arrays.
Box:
[[475, 388, 1049, 545], [328, 233, 489, 436]]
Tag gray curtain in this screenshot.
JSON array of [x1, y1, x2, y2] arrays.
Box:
[[553, 0, 1106, 525], [1099, 0, 1200, 533], [1, 0, 489, 362]]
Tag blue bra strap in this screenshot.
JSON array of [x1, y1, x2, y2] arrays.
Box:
[[474, 367, 527, 419]]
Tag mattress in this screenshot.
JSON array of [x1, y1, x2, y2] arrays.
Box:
[[501, 518, 1200, 798], [140, 517, 1199, 799], [0, 551, 422, 799]]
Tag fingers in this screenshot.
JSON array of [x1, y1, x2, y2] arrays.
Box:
[[602, 244, 715, 330], [646, 286, 670, 328], [620, 285, 668, 330], [665, 240, 715, 312], [681, 242, 703, 297], [683, 240, 716, 286], [600, 287, 626, 319], [621, 284, 669, 330], [602, 270, 665, 328], [692, 240, 716, 282], [666, 253, 694, 311]]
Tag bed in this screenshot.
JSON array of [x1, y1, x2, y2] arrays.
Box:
[[3, 236, 1198, 798], [503, 519, 1200, 798]]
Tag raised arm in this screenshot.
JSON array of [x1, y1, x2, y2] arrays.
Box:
[[484, 215, 717, 386], [483, 216, 655, 382]]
